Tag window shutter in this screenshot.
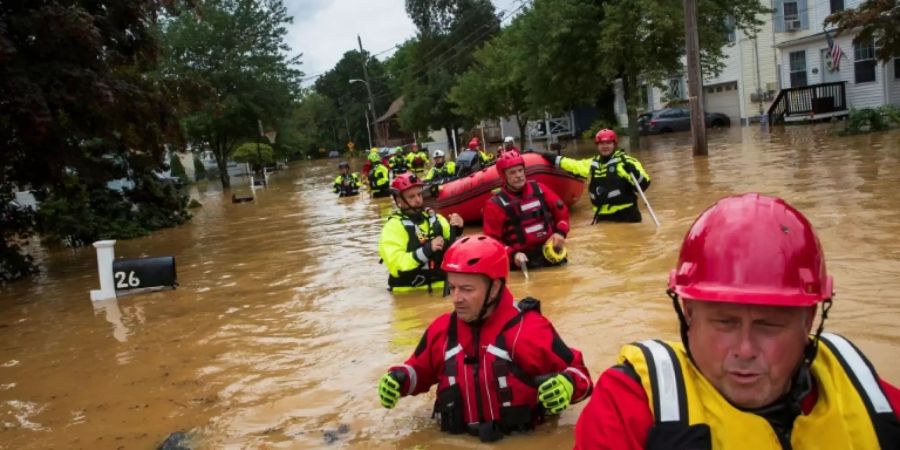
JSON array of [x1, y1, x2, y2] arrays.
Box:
[[799, 0, 809, 30], [773, 0, 785, 32]]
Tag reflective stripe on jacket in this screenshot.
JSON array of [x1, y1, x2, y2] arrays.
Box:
[[616, 334, 900, 449], [389, 289, 593, 439], [424, 162, 457, 182], [557, 149, 650, 216], [333, 173, 360, 196], [377, 211, 451, 292], [483, 181, 569, 258]]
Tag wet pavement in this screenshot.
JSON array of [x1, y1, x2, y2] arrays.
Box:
[[0, 125, 898, 449]]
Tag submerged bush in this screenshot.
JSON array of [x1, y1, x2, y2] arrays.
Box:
[[838, 106, 900, 136]]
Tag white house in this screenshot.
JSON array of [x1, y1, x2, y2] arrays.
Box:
[[616, 0, 899, 126], [772, 0, 900, 120]]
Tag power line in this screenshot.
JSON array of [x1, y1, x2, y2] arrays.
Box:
[[357, 2, 529, 107]]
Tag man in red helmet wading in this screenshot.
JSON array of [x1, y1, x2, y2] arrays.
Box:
[[574, 194, 900, 450], [378, 235, 593, 442], [483, 150, 570, 270], [378, 173, 464, 293], [539, 129, 650, 223]]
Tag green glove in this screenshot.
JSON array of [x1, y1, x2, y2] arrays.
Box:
[[538, 373, 574, 414], [378, 372, 403, 409]]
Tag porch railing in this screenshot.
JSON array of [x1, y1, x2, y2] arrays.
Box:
[[767, 81, 848, 124]]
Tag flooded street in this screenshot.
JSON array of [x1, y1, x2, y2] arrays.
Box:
[[1, 125, 899, 449]]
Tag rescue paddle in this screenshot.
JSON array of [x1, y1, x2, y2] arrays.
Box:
[[630, 172, 660, 228]]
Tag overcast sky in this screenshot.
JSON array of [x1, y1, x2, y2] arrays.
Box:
[[285, 0, 522, 86]]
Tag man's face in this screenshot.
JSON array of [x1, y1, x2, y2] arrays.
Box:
[[504, 141, 514, 150], [597, 140, 615, 156], [399, 186, 424, 209], [685, 300, 815, 409], [434, 156, 445, 166], [339, 167, 349, 175], [447, 273, 500, 323], [503, 165, 526, 191]]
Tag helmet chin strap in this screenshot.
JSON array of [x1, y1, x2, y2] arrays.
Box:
[[472, 278, 504, 325]]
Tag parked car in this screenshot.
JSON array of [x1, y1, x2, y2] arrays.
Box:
[[638, 107, 731, 135]]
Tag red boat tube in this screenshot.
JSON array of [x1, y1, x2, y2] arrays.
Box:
[[424, 152, 585, 223]]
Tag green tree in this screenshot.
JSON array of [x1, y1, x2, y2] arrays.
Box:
[[450, 17, 533, 139], [278, 91, 339, 158], [516, 0, 605, 114], [232, 142, 275, 167], [314, 50, 393, 150], [397, 0, 500, 146], [596, 0, 765, 144], [169, 153, 188, 182], [160, 0, 302, 189], [193, 154, 207, 181], [1, 1, 189, 279], [825, 0, 899, 62]]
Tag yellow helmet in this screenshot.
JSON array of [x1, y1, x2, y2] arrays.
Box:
[[543, 240, 567, 264]]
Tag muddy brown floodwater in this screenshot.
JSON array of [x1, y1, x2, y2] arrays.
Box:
[[1, 125, 898, 449]]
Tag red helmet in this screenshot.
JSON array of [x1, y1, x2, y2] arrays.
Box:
[[390, 173, 422, 196], [669, 193, 833, 307], [594, 129, 617, 144], [495, 150, 524, 176], [468, 137, 480, 149], [441, 234, 509, 280]]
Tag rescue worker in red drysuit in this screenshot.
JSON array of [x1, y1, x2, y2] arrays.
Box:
[[483, 150, 570, 270], [574, 193, 900, 450], [378, 235, 593, 442]]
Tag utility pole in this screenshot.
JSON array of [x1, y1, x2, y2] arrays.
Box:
[[683, 0, 708, 156], [358, 34, 378, 145]]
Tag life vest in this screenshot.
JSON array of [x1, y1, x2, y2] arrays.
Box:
[[411, 152, 427, 170], [427, 162, 456, 182], [433, 299, 544, 442], [386, 213, 445, 290], [369, 164, 389, 191], [618, 333, 900, 449], [588, 150, 639, 213], [334, 174, 360, 197], [491, 181, 554, 251], [390, 156, 409, 175]]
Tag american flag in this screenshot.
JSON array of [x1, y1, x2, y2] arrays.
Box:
[[825, 31, 844, 71]]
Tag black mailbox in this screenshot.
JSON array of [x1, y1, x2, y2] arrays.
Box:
[[111, 256, 177, 292]]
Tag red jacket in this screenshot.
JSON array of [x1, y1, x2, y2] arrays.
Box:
[[574, 366, 900, 450], [482, 180, 570, 259], [362, 158, 390, 178], [390, 288, 592, 431]]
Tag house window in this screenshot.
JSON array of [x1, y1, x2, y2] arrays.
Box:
[[853, 38, 876, 83], [783, 1, 798, 20], [725, 16, 736, 44], [668, 78, 683, 100], [830, 0, 844, 13], [894, 58, 900, 79], [789, 51, 808, 87]]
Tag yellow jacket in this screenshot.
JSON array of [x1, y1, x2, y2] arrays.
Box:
[[407, 151, 429, 173], [618, 333, 897, 449], [378, 211, 452, 292], [558, 149, 650, 216]]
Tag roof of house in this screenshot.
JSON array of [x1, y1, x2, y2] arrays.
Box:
[[775, 30, 835, 48], [375, 97, 403, 124]]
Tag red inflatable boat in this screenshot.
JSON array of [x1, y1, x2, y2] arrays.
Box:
[[424, 152, 585, 223]]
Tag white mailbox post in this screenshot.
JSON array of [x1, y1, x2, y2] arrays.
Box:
[[89, 240, 117, 301]]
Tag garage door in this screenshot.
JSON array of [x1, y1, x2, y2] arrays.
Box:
[[704, 81, 741, 123]]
